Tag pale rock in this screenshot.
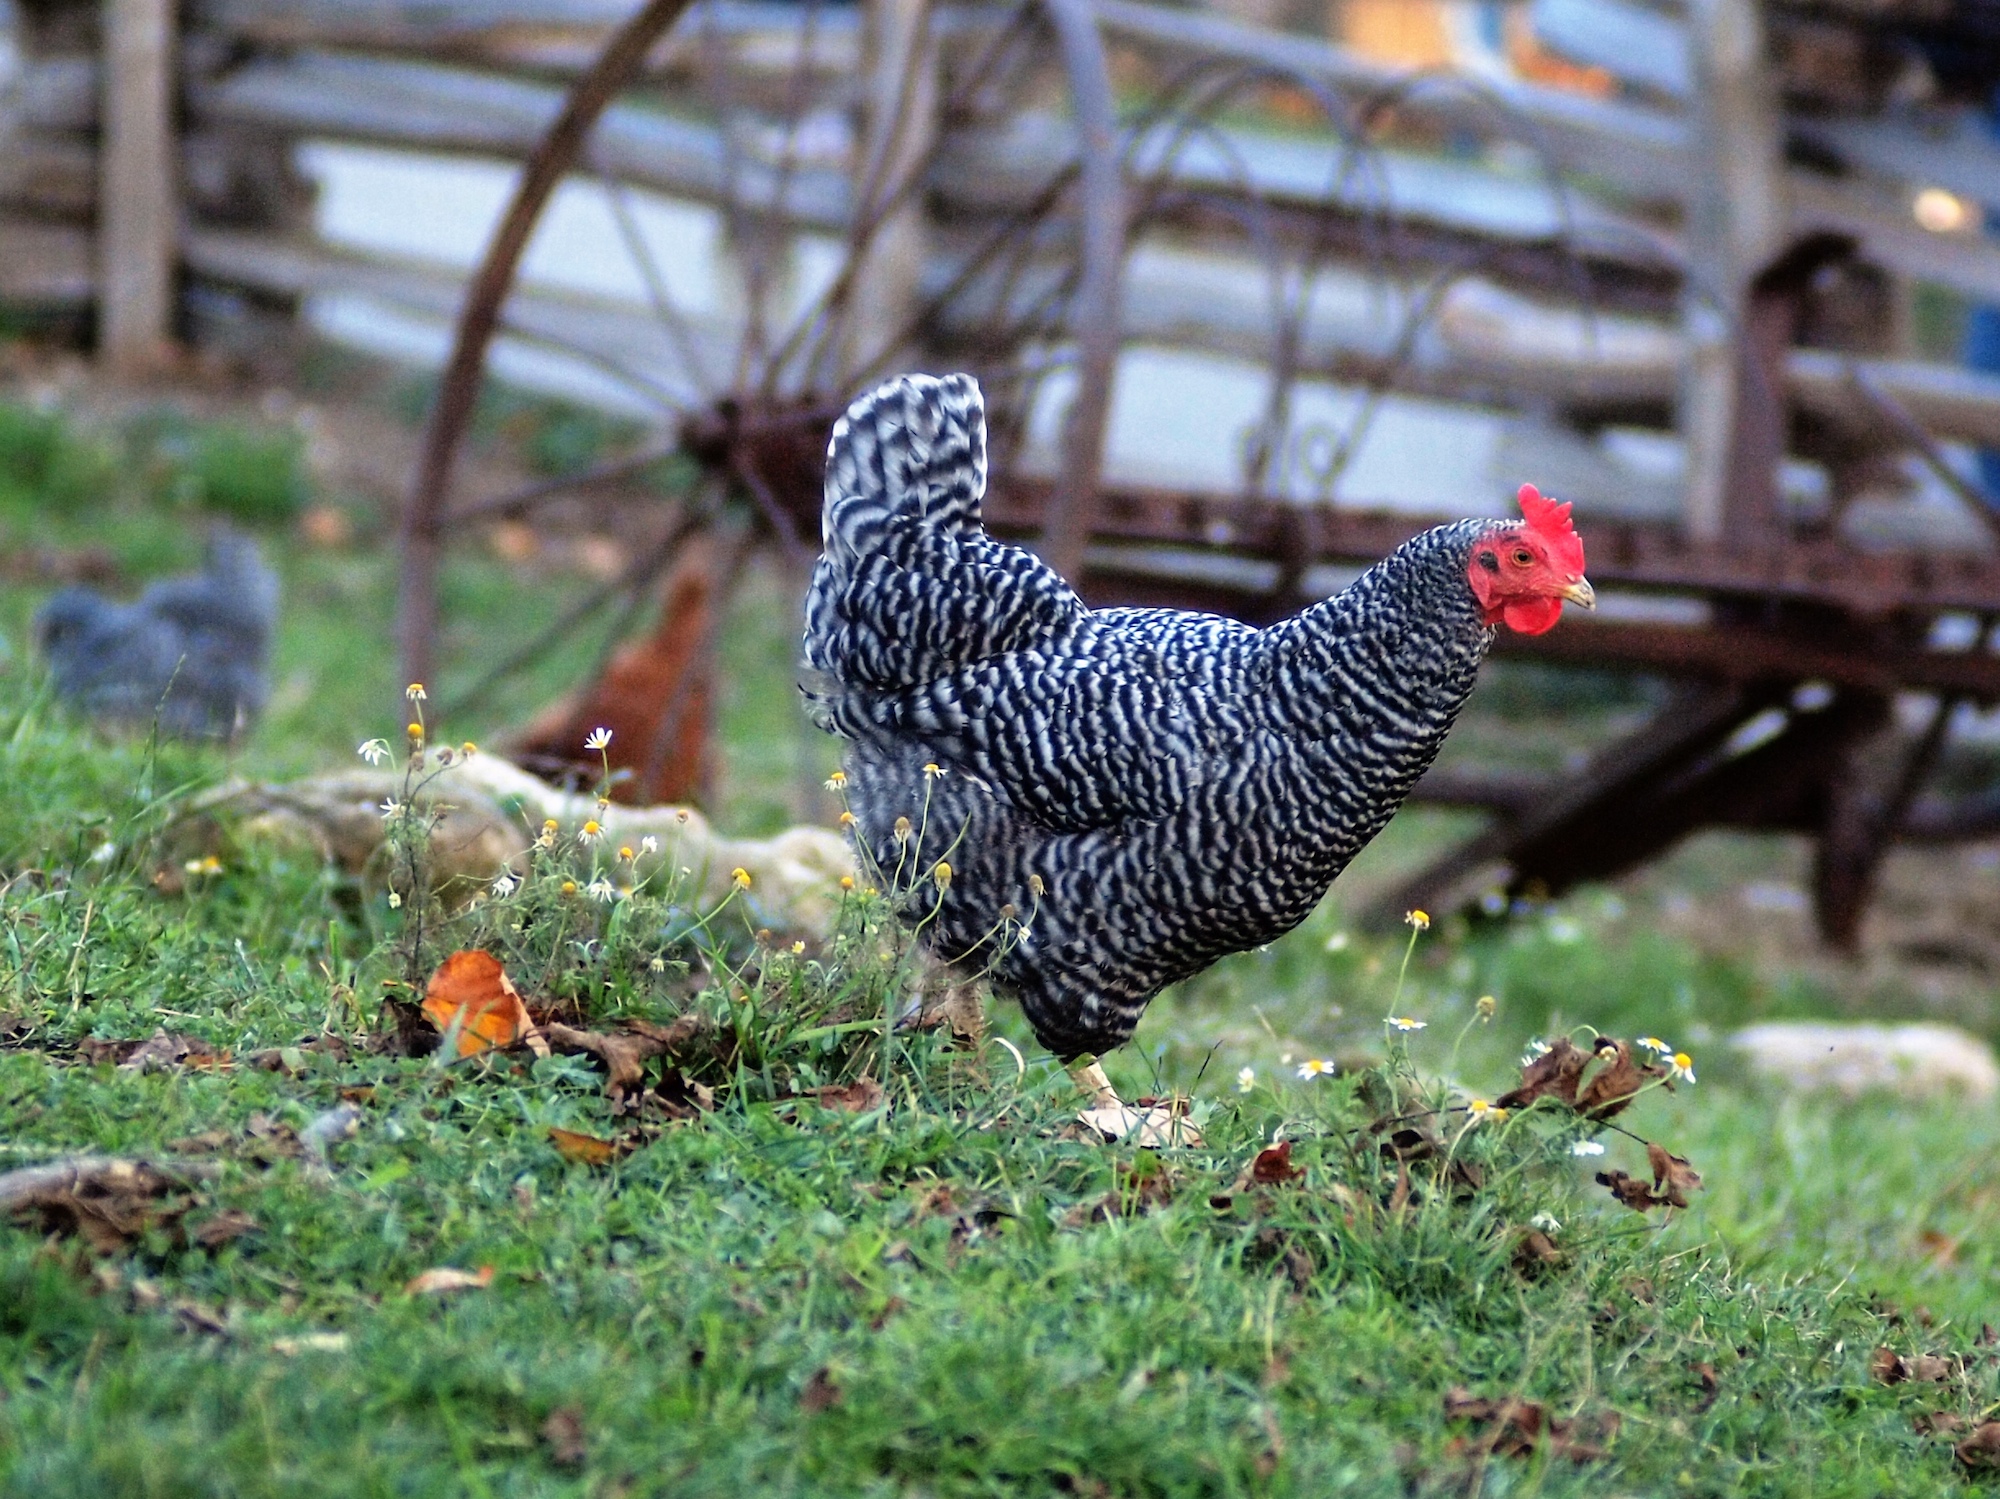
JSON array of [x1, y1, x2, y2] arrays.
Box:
[[1728, 1021, 1999, 1101]]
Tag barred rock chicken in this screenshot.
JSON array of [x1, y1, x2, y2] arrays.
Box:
[[35, 529, 278, 743], [802, 374, 1591, 1111]]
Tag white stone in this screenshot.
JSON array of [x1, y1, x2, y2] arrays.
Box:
[[1728, 1021, 1999, 1101]]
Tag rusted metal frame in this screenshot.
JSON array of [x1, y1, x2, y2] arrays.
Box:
[[1028, 0, 1125, 585], [445, 438, 685, 526], [984, 477, 2000, 614], [1812, 689, 1960, 948], [592, 154, 720, 397], [399, 0, 698, 692], [1382, 683, 1761, 920], [1493, 620, 2000, 700], [445, 503, 713, 721], [1387, 686, 1892, 921], [729, 445, 814, 567], [1718, 238, 1855, 550]]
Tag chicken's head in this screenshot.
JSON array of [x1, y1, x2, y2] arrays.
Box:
[[1467, 484, 1594, 636]]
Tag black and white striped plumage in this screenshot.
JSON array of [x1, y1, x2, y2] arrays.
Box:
[[802, 374, 1539, 1058]]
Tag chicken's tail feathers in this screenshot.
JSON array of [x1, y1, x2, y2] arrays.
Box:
[[820, 372, 986, 558]]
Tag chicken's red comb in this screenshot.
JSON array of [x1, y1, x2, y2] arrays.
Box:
[[1518, 483, 1585, 574]]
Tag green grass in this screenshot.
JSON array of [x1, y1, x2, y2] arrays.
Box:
[[0, 394, 1997, 1494]]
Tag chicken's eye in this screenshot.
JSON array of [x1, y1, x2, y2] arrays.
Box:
[[1510, 548, 1534, 567]]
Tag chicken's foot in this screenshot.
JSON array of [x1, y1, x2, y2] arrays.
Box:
[[1070, 1058, 1202, 1147]]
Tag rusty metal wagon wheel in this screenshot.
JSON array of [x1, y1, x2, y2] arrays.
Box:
[[395, 0, 1624, 810], [393, 0, 1128, 806]]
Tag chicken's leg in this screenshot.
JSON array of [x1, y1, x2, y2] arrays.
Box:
[[1069, 1057, 1202, 1147]]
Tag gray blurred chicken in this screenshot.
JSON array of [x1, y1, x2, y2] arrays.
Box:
[[34, 530, 279, 742]]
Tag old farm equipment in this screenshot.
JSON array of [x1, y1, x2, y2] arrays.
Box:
[[25, 0, 2000, 939]]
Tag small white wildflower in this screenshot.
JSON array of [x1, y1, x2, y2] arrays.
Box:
[[1296, 1058, 1336, 1079], [586, 878, 616, 903], [640, 835, 659, 856], [579, 820, 603, 844], [1385, 1016, 1427, 1033], [1669, 1052, 1697, 1084], [584, 726, 613, 751], [1571, 1139, 1606, 1157], [1636, 1036, 1672, 1058], [357, 738, 390, 766], [824, 769, 847, 791], [387, 891, 403, 909], [379, 798, 403, 821], [491, 872, 519, 898], [1530, 1212, 1562, 1234], [1521, 1040, 1553, 1067], [648, 957, 666, 973], [1235, 1066, 1256, 1092], [1404, 908, 1430, 931], [1465, 1097, 1507, 1124]]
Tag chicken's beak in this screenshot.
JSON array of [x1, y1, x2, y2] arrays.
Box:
[[1558, 577, 1596, 610]]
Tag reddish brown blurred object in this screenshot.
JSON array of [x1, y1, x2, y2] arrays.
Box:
[[510, 536, 717, 806]]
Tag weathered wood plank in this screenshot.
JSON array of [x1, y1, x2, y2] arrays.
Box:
[[15, 57, 98, 131], [0, 132, 97, 220], [190, 51, 853, 229], [0, 219, 96, 306], [193, 0, 864, 77], [1531, 0, 1691, 100], [99, 0, 179, 372], [1088, 0, 1694, 201]]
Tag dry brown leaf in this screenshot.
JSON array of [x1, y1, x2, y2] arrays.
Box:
[[191, 1209, 260, 1249], [811, 1077, 887, 1113], [1576, 1041, 1661, 1120], [800, 1367, 842, 1414], [543, 1016, 708, 1107], [1495, 1036, 1592, 1111], [654, 1069, 715, 1121], [0, 1156, 209, 1253], [80, 1030, 229, 1072], [1076, 1101, 1203, 1147], [421, 951, 549, 1059], [406, 1265, 495, 1296], [1514, 1228, 1563, 1273], [1689, 1361, 1721, 1411], [539, 1406, 587, 1468], [1871, 1347, 1909, 1385], [548, 1128, 621, 1167], [1443, 1388, 1619, 1463], [1957, 1422, 2000, 1470], [1249, 1140, 1305, 1185], [1917, 1229, 1960, 1267], [1911, 1353, 1955, 1383], [1597, 1170, 1662, 1213], [1917, 1411, 1966, 1437], [1645, 1142, 1703, 1208]]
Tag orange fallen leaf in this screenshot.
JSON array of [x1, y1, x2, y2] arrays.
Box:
[[406, 1265, 495, 1296], [421, 950, 550, 1059], [548, 1127, 620, 1166]]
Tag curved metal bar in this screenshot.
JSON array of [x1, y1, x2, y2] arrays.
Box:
[[398, 0, 699, 693], [1031, 0, 1125, 585]]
